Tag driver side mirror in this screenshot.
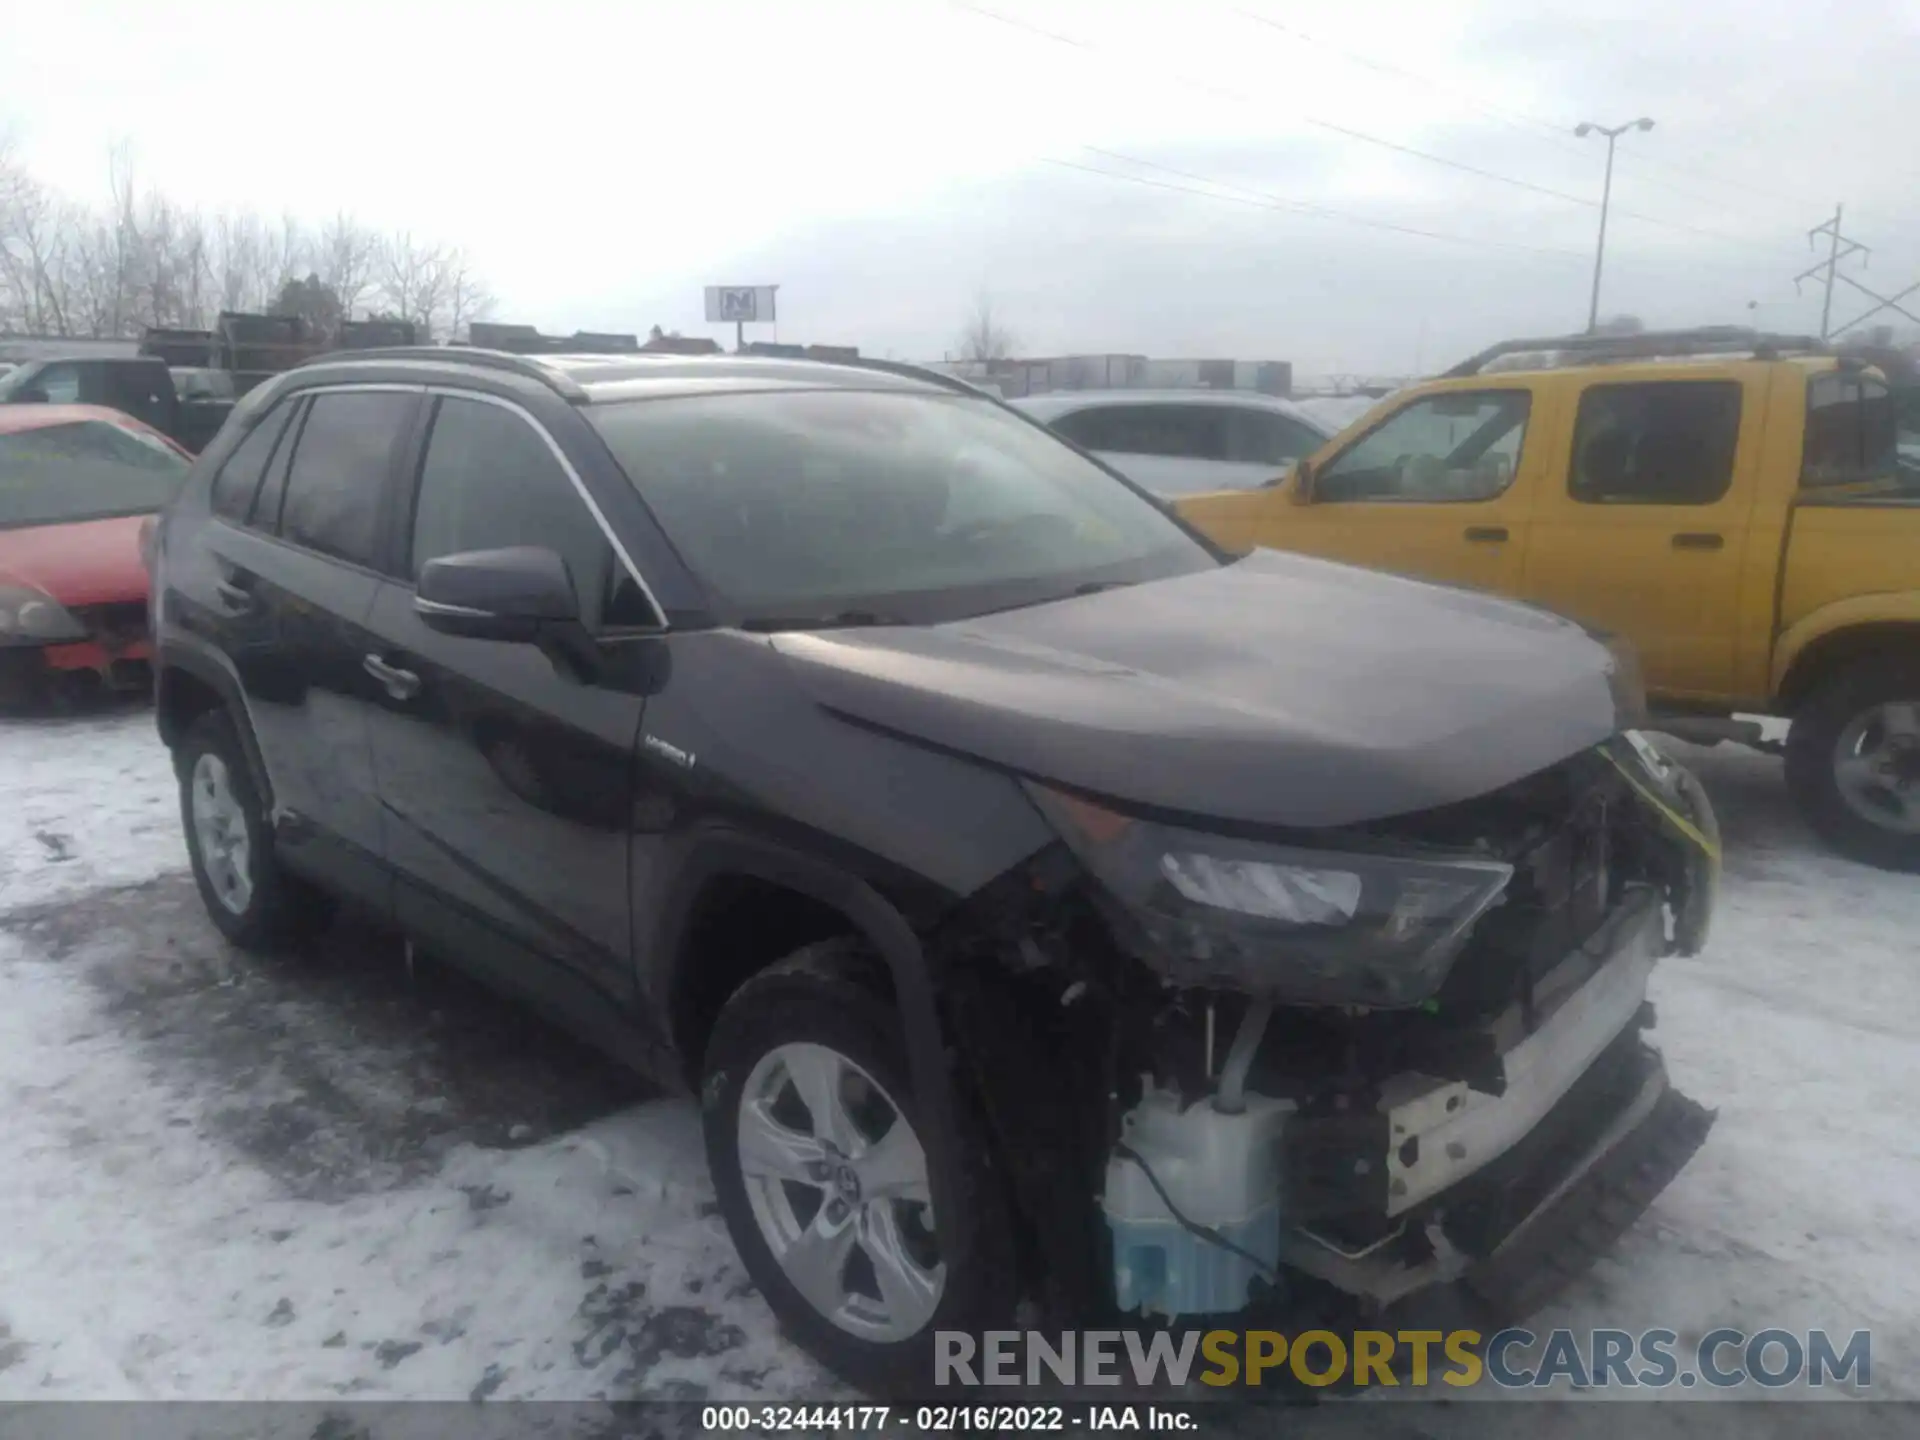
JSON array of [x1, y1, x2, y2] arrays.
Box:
[[415, 546, 580, 642]]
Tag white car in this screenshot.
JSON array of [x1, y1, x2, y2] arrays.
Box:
[[1014, 389, 1335, 497]]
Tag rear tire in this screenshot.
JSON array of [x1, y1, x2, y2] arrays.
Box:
[[1785, 657, 1920, 873], [700, 940, 1017, 1397], [176, 710, 333, 948]]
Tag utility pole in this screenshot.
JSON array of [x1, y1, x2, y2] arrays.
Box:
[[1795, 208, 1870, 339], [1575, 117, 1655, 333]]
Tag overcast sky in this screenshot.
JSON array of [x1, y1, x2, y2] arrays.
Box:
[[5, 0, 1919, 375]]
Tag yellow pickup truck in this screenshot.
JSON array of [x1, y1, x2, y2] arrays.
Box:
[[1176, 328, 1920, 872]]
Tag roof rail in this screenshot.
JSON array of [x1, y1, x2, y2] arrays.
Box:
[[1442, 326, 1829, 378], [793, 353, 994, 398], [292, 345, 589, 401]]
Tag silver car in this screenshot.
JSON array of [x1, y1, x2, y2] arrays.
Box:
[[1015, 388, 1334, 497]]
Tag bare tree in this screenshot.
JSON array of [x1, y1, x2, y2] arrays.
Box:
[[316, 212, 379, 320], [2, 141, 495, 340], [441, 247, 495, 341], [376, 230, 451, 340], [1, 132, 81, 334], [957, 292, 1019, 363]]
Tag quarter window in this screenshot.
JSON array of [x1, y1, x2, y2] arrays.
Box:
[[1570, 381, 1742, 505], [209, 401, 295, 521], [1314, 391, 1530, 502], [409, 395, 655, 630], [1225, 407, 1323, 467], [276, 390, 414, 566]]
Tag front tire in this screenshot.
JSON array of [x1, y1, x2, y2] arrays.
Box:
[[176, 710, 333, 947], [1785, 657, 1920, 872], [700, 941, 1017, 1396]]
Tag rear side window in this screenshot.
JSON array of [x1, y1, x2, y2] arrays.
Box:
[[409, 396, 655, 630], [1053, 404, 1229, 461], [106, 364, 169, 424], [276, 389, 415, 567], [1802, 372, 1898, 489], [1570, 381, 1742, 505], [209, 402, 295, 521]]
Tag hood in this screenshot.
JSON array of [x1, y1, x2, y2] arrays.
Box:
[[0, 515, 150, 607], [771, 549, 1628, 830]]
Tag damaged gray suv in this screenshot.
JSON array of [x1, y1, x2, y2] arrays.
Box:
[[148, 348, 1720, 1394]]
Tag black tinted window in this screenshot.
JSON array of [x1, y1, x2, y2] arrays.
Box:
[[1571, 381, 1742, 505], [410, 396, 655, 629], [277, 390, 413, 566], [106, 364, 169, 422], [210, 403, 294, 521], [1803, 372, 1898, 489], [1055, 404, 1229, 460]]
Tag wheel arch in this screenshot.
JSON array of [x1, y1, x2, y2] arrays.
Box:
[[648, 832, 964, 1252], [155, 639, 275, 808], [1773, 602, 1920, 714]]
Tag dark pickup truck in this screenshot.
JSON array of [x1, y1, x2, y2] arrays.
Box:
[[0, 355, 234, 454]]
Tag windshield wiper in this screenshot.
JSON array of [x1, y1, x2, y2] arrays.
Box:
[[739, 610, 908, 633]]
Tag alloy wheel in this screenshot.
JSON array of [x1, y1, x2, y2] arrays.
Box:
[[190, 751, 254, 914], [735, 1041, 945, 1341], [1832, 700, 1920, 836]]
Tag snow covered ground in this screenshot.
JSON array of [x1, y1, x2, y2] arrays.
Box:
[[0, 705, 1915, 1431]]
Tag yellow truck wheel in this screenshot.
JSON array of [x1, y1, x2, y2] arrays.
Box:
[[1785, 656, 1920, 873]]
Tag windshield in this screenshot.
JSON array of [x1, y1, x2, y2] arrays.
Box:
[[0, 420, 190, 529], [586, 388, 1217, 625]]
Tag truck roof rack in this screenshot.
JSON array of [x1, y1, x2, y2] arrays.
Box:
[[1442, 326, 1829, 378], [292, 345, 590, 402]]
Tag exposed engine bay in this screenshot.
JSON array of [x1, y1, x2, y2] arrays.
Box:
[[937, 731, 1721, 1327]]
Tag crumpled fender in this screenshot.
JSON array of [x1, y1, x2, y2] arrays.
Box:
[[1602, 738, 1720, 957]]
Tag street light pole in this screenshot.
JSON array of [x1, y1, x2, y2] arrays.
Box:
[[1575, 117, 1655, 333]]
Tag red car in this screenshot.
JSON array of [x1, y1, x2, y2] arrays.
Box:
[[0, 403, 193, 705]]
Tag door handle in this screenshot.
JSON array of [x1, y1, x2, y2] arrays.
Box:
[[1464, 526, 1509, 543], [212, 578, 255, 612], [1671, 532, 1725, 551], [363, 653, 422, 701]]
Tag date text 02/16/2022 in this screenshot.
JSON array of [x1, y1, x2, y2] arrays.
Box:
[[700, 1406, 1196, 1432]]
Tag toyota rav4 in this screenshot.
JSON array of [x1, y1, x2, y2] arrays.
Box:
[[148, 347, 1719, 1394]]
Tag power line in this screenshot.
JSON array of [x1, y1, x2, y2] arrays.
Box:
[[948, 1, 1807, 261], [1054, 148, 1588, 259], [1225, 2, 1831, 220], [953, 2, 1594, 207]]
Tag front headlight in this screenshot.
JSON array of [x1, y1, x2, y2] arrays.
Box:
[[1026, 783, 1512, 1009], [0, 585, 87, 646]]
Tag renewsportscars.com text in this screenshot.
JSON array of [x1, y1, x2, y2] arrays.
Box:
[[935, 1328, 1872, 1390]]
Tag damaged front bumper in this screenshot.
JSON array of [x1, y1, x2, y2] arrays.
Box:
[[1104, 887, 1715, 1322], [947, 739, 1720, 1330], [1276, 893, 1713, 1315]]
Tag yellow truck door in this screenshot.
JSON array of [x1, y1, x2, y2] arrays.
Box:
[[1197, 383, 1547, 593], [1519, 365, 1768, 702]]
